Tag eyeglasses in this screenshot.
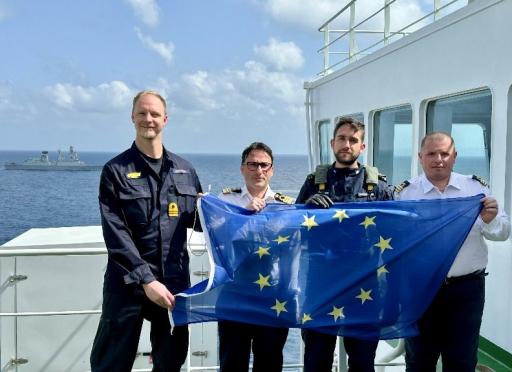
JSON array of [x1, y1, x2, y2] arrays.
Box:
[[244, 161, 273, 171]]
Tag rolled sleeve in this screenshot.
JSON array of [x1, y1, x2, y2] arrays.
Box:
[[482, 213, 510, 241]]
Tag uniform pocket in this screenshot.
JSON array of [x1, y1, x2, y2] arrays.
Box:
[[119, 185, 151, 226], [173, 172, 198, 196]]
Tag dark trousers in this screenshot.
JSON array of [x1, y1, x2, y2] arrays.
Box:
[[302, 329, 378, 372], [90, 291, 189, 372], [405, 274, 485, 372], [218, 320, 289, 372]]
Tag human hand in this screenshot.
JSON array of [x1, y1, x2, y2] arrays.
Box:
[[142, 280, 175, 309], [480, 196, 498, 224], [305, 193, 333, 208], [245, 197, 267, 212]]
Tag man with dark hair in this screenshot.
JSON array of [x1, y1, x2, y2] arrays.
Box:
[[218, 142, 293, 372], [90, 90, 202, 371], [396, 132, 510, 371], [296, 117, 393, 372]]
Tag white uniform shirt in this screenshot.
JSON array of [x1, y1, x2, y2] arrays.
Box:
[[396, 172, 510, 277], [218, 185, 278, 208]]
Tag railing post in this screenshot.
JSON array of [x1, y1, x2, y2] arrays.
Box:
[[384, 0, 391, 45], [349, 2, 356, 62], [323, 24, 330, 74], [434, 0, 441, 20]]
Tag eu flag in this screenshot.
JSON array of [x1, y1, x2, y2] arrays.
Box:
[[171, 194, 482, 340]]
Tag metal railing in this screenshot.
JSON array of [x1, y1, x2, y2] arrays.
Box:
[[317, 0, 470, 76], [1, 241, 405, 371]]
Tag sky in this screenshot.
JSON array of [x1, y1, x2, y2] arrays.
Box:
[[0, 0, 458, 154]]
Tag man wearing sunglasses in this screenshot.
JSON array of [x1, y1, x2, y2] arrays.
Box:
[[217, 142, 293, 372]]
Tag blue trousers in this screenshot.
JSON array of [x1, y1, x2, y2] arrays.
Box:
[[218, 320, 289, 372], [90, 290, 188, 372], [405, 274, 485, 372], [302, 329, 378, 372]]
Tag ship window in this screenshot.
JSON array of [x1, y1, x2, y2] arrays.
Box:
[[317, 119, 332, 165], [373, 105, 413, 185], [426, 89, 491, 181]]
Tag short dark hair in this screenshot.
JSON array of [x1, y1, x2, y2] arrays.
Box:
[[132, 90, 167, 113], [241, 142, 273, 164], [420, 132, 455, 150], [333, 117, 365, 141]]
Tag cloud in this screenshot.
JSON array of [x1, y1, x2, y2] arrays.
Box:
[[135, 28, 174, 64], [44, 81, 134, 112], [0, 83, 26, 113], [126, 0, 160, 27], [254, 38, 304, 71], [170, 60, 303, 118], [257, 0, 341, 30], [0, 1, 12, 22], [257, 0, 427, 32]]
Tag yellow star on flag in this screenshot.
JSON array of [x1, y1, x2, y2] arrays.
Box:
[[271, 299, 288, 316], [255, 246, 271, 258], [377, 265, 389, 277], [328, 306, 345, 321], [254, 274, 271, 291], [374, 236, 393, 253], [302, 313, 313, 324], [333, 209, 349, 223], [273, 235, 290, 244], [360, 216, 376, 229], [301, 215, 319, 231], [356, 288, 373, 304]]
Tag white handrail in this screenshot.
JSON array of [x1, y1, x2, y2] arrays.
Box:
[[317, 0, 467, 75]]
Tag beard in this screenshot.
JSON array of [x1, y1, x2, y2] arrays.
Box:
[[334, 151, 359, 166], [137, 127, 159, 140]]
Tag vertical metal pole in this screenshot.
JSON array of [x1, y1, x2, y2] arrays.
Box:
[[434, 0, 441, 20], [349, 2, 356, 62], [384, 0, 391, 45], [323, 25, 330, 75]]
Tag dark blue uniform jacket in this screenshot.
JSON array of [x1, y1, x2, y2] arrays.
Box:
[[99, 142, 202, 294], [296, 163, 392, 203]]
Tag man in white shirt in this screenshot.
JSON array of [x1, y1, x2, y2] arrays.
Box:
[[396, 132, 510, 371], [217, 142, 293, 372]]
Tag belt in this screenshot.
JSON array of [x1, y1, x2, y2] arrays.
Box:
[[444, 269, 487, 285]]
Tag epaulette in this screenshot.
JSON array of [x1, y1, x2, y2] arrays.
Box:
[[472, 175, 489, 187], [222, 187, 242, 194], [378, 173, 387, 182], [274, 192, 294, 205], [394, 180, 410, 194]]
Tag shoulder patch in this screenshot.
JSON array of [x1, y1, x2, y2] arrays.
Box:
[[472, 175, 488, 187], [394, 180, 410, 194], [274, 192, 294, 205], [222, 187, 242, 194]]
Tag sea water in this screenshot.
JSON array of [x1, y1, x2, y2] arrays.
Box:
[[0, 150, 308, 368]]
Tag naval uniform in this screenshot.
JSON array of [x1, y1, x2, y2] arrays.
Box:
[[90, 142, 202, 372], [396, 172, 510, 372], [217, 186, 292, 372], [296, 163, 393, 372]]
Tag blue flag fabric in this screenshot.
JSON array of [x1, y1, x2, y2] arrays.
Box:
[[172, 194, 482, 340]]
